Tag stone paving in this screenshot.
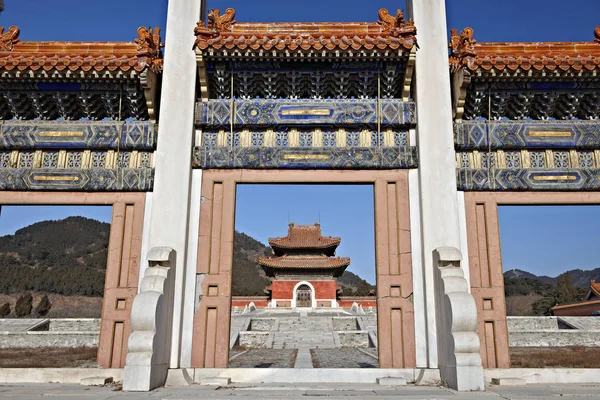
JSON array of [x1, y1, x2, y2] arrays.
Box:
[[311, 348, 378, 368], [2, 382, 600, 399], [228, 349, 297, 368]]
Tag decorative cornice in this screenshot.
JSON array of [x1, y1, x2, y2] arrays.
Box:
[[0, 121, 156, 150], [0, 26, 163, 74], [194, 7, 417, 58], [455, 120, 600, 150], [457, 168, 600, 191], [195, 99, 416, 128], [449, 26, 600, 73], [193, 146, 418, 169], [0, 26, 20, 51], [0, 167, 153, 191]]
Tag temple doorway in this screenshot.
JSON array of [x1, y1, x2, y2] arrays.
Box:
[[295, 284, 312, 308]]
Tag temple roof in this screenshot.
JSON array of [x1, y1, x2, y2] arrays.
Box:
[[258, 255, 350, 270], [449, 26, 600, 74], [268, 223, 341, 255], [587, 280, 600, 300], [0, 26, 163, 74], [194, 7, 417, 58]]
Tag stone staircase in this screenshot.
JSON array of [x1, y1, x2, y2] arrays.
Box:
[[272, 316, 335, 349]]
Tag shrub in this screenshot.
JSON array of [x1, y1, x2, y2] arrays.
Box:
[[34, 294, 51, 317], [0, 302, 10, 317], [14, 293, 33, 317]]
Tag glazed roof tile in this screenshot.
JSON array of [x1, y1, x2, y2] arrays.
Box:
[[590, 280, 600, 297], [0, 26, 163, 73], [449, 26, 600, 73], [194, 8, 417, 56], [268, 223, 341, 250], [258, 255, 350, 269]]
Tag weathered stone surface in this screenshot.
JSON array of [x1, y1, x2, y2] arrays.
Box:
[[491, 377, 526, 386], [332, 317, 358, 331], [509, 330, 600, 347], [0, 332, 98, 348], [507, 317, 559, 331], [199, 377, 230, 386], [49, 319, 101, 332], [250, 318, 276, 332], [238, 332, 272, 348], [80, 376, 113, 386], [336, 331, 369, 348], [377, 377, 407, 386]]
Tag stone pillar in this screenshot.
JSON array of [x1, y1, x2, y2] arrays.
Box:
[[141, 0, 203, 369], [406, 0, 484, 390]]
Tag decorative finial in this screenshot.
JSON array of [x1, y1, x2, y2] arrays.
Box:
[[595, 26, 600, 43], [0, 26, 20, 51], [135, 27, 164, 72], [377, 8, 405, 31], [449, 27, 476, 57], [208, 8, 236, 32]]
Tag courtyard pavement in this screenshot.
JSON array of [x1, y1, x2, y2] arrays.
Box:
[[1, 382, 600, 399]]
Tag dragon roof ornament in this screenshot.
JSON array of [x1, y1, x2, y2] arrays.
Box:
[[0, 26, 20, 51], [449, 26, 600, 73], [135, 26, 164, 73], [194, 7, 417, 57]]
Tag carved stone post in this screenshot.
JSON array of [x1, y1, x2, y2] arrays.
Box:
[[123, 247, 176, 391], [433, 247, 484, 391]]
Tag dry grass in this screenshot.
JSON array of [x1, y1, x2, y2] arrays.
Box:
[[505, 294, 544, 316], [0, 347, 99, 368], [0, 293, 102, 318], [510, 346, 600, 368]]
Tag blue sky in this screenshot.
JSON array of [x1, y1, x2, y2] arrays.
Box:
[[2, 0, 600, 280]]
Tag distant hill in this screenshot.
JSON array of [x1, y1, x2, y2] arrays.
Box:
[[231, 231, 376, 296], [503, 268, 598, 316], [0, 217, 109, 296]]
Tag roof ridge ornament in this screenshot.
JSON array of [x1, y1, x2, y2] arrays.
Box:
[[449, 27, 476, 71], [135, 26, 164, 73], [595, 26, 600, 43], [0, 25, 20, 51], [208, 8, 236, 32]]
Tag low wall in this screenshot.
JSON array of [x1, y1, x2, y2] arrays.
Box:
[[238, 332, 273, 348], [337, 298, 377, 308], [506, 316, 558, 331], [509, 330, 600, 347], [49, 319, 100, 332], [0, 332, 98, 348], [231, 297, 270, 309]]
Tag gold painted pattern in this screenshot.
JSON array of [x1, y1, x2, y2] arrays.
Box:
[[32, 175, 81, 181], [532, 175, 577, 181], [281, 154, 330, 160], [38, 131, 85, 137], [528, 131, 572, 137], [280, 109, 331, 116]]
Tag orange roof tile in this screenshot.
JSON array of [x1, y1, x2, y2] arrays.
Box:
[[194, 8, 417, 56], [268, 223, 341, 250], [591, 280, 600, 297], [551, 298, 600, 311], [449, 26, 600, 73], [0, 26, 163, 73], [258, 255, 350, 269]]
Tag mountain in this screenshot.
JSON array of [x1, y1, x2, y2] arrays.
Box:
[[231, 231, 376, 296], [0, 217, 109, 296], [504, 268, 600, 288]]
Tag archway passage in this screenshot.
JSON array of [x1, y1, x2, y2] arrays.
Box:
[[192, 169, 416, 369], [296, 284, 312, 308]]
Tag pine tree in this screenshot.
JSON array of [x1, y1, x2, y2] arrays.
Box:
[[34, 294, 51, 317], [14, 293, 33, 317], [0, 302, 10, 317]]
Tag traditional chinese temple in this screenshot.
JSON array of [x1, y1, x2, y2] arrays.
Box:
[[3, 0, 600, 392], [258, 223, 350, 308]]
